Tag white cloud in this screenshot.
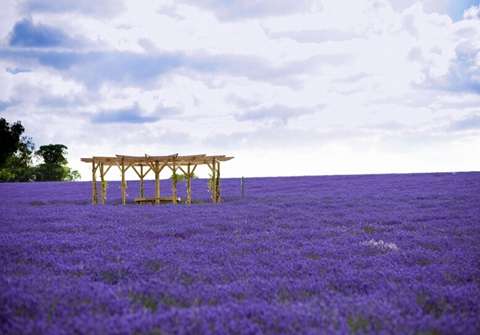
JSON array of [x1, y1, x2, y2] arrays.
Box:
[[0, 0, 479, 180], [177, 0, 322, 20]]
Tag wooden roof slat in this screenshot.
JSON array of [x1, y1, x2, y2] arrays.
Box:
[[175, 154, 206, 160], [204, 155, 233, 161], [117, 154, 178, 160], [92, 156, 118, 159], [174, 161, 209, 165], [145, 154, 179, 160], [115, 154, 148, 159]]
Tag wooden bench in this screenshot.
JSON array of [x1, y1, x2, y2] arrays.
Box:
[[134, 197, 181, 204]]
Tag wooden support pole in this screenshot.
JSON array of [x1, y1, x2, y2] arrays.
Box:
[[154, 161, 160, 204], [210, 158, 216, 203], [92, 160, 98, 205], [216, 161, 221, 203], [140, 165, 145, 198], [121, 159, 126, 205], [100, 162, 106, 205], [186, 164, 192, 205], [171, 164, 177, 204]]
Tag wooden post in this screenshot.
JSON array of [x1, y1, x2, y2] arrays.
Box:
[[171, 163, 177, 204], [154, 161, 160, 204], [186, 164, 192, 205], [121, 159, 126, 205], [140, 165, 145, 198], [92, 160, 98, 205], [216, 161, 221, 203], [210, 158, 216, 203], [100, 162, 106, 205]]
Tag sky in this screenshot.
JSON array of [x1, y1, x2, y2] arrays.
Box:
[[0, 0, 479, 180]]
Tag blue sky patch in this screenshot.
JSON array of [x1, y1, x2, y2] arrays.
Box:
[[448, 0, 479, 20], [9, 19, 76, 48], [91, 104, 159, 124]]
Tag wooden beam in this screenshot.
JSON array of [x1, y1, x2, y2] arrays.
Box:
[[147, 161, 156, 172], [104, 164, 113, 176], [191, 164, 198, 176], [177, 166, 187, 175], [142, 166, 152, 177], [93, 156, 120, 160], [176, 154, 206, 160], [131, 165, 142, 179], [115, 154, 149, 159], [92, 156, 121, 164], [145, 154, 178, 160]]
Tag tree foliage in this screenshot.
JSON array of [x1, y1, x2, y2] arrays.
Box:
[[0, 118, 25, 167], [34, 144, 76, 181], [0, 118, 80, 182], [0, 136, 35, 181], [36, 144, 68, 165]]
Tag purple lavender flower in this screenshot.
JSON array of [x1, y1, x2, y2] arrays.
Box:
[[1, 173, 479, 334]]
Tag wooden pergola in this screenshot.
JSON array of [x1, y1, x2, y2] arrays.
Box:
[[80, 154, 233, 205]]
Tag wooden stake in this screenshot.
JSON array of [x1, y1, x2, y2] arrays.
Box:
[[92, 160, 98, 205], [241, 176, 245, 198]]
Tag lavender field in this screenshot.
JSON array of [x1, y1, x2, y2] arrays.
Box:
[[1, 173, 479, 334]]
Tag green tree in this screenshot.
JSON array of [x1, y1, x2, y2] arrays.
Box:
[[0, 117, 80, 182], [0, 136, 35, 181], [0, 118, 36, 181], [35, 144, 80, 181], [36, 144, 68, 165], [0, 118, 25, 167]]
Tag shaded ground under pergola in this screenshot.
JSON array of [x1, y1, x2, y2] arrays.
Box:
[[80, 154, 233, 205]]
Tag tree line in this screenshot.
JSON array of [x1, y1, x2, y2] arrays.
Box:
[[0, 117, 80, 182]]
